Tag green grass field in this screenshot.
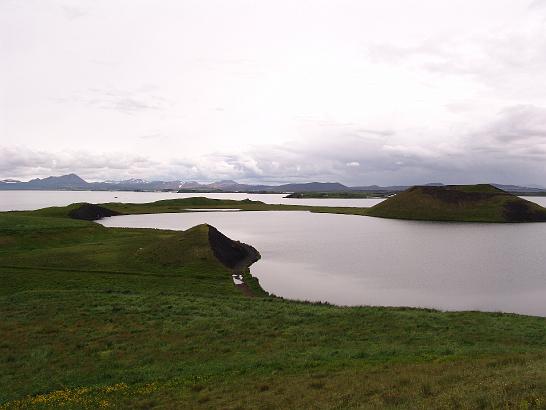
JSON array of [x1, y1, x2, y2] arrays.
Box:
[[1, 200, 545, 408]]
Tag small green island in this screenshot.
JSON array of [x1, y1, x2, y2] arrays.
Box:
[[1, 185, 546, 408], [367, 184, 546, 222]]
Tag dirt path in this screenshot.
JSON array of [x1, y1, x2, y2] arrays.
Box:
[[231, 271, 255, 297], [235, 282, 254, 297]]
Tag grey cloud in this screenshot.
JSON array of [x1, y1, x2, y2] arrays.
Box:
[[481, 105, 546, 142], [368, 30, 546, 92], [1, 136, 544, 186], [110, 98, 161, 114], [163, 114, 546, 184], [3, 104, 546, 186], [356, 129, 396, 138], [296, 118, 395, 139], [58, 88, 171, 115], [236, 109, 546, 185], [529, 0, 546, 9], [369, 42, 476, 77], [137, 133, 170, 142], [367, 40, 448, 65], [60, 5, 89, 20], [0, 146, 158, 181]]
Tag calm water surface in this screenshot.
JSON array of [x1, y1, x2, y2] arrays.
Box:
[[100, 211, 546, 316], [0, 190, 385, 211]]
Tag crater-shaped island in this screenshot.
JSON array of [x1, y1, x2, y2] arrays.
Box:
[[367, 184, 546, 222]]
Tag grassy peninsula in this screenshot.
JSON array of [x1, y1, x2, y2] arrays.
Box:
[[1, 200, 545, 408]]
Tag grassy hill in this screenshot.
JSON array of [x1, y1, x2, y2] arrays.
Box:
[[0, 202, 545, 408], [367, 184, 546, 222]]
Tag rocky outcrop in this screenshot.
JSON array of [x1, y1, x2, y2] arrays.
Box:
[[207, 225, 261, 270], [68, 203, 122, 221]]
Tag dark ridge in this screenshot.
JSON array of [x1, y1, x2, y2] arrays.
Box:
[[504, 200, 546, 222], [68, 203, 122, 221], [409, 184, 506, 204], [207, 225, 261, 270]]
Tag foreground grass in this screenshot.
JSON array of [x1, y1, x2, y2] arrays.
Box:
[[0, 205, 545, 408]]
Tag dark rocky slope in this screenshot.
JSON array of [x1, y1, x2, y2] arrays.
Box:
[[68, 203, 122, 221], [208, 224, 261, 270]]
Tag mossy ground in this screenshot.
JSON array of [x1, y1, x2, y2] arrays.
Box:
[[0, 201, 545, 408]]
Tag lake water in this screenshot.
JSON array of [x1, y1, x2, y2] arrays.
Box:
[[99, 211, 546, 317], [0, 190, 385, 211]]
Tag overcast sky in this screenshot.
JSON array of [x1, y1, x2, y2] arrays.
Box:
[[2, 0, 546, 185]]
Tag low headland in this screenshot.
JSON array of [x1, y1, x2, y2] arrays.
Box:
[[1, 189, 545, 408]]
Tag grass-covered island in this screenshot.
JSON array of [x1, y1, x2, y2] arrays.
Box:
[[367, 184, 546, 222], [1, 195, 545, 408]]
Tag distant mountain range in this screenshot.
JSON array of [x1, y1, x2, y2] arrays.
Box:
[[1, 173, 545, 194]]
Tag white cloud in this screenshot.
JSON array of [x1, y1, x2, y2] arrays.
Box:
[[1, 0, 546, 186], [482, 105, 546, 142]]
